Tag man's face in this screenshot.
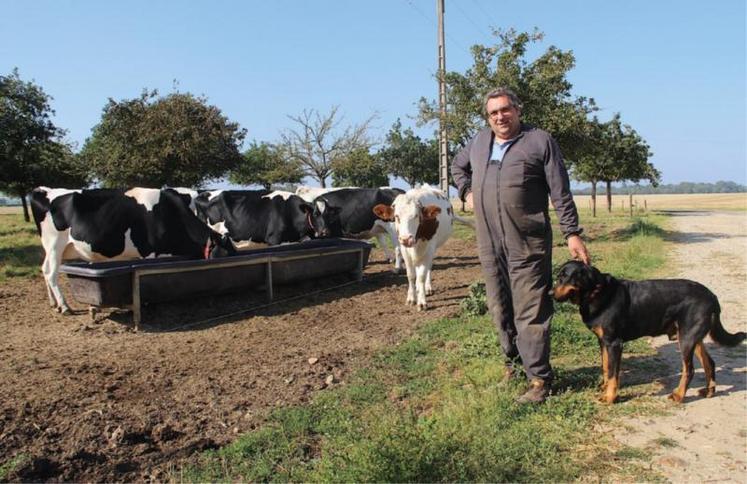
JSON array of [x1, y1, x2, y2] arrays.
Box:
[[486, 95, 521, 140]]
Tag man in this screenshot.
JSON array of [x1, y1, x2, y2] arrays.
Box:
[[451, 87, 590, 404]]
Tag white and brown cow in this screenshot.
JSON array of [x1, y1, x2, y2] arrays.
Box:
[[373, 184, 469, 310]]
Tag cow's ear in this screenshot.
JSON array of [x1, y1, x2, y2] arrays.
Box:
[[299, 203, 313, 214], [422, 205, 442, 220], [373, 204, 394, 221]]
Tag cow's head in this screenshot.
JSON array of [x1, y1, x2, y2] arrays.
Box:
[[302, 198, 342, 238], [373, 197, 441, 248], [205, 232, 237, 258]]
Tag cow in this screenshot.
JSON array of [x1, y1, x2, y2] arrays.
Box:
[[373, 184, 471, 310], [295, 185, 354, 203], [30, 186, 236, 314], [193, 189, 329, 249], [310, 187, 405, 272]]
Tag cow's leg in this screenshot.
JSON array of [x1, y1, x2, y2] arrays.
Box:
[[43, 243, 71, 314], [415, 262, 428, 310], [386, 222, 402, 273], [41, 254, 56, 308], [401, 250, 416, 306]]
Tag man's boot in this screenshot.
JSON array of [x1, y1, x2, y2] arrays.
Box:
[[516, 378, 550, 404]]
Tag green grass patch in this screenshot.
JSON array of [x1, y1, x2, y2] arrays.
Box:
[[0, 454, 28, 481], [177, 212, 672, 482], [0, 214, 43, 282]]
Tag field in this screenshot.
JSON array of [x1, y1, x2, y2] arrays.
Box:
[[573, 192, 747, 211], [0, 194, 743, 481]]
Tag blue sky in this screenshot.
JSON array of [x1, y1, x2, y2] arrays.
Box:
[[2, 0, 745, 186]]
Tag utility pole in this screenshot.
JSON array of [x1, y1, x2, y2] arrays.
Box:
[[437, 0, 449, 196]]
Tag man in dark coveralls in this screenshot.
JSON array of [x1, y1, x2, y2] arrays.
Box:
[[451, 87, 590, 403]]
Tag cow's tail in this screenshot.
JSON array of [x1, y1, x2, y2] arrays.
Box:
[[453, 214, 475, 229], [30, 187, 51, 236], [709, 307, 746, 346]]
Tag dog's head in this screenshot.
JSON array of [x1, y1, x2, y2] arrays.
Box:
[[550, 260, 603, 305]]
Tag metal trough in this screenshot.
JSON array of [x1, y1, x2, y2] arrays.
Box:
[[59, 239, 372, 329]]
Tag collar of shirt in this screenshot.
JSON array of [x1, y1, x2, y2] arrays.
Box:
[[489, 135, 520, 163]]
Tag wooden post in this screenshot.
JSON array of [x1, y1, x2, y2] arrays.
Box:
[[629, 192, 633, 217], [644, 199, 647, 211]]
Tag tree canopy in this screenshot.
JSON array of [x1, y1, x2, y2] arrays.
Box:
[[81, 89, 246, 188], [379, 120, 440, 188], [572, 114, 657, 214], [0, 69, 89, 220], [418, 28, 597, 163], [228, 141, 304, 189], [331, 147, 389, 187], [281, 106, 376, 188]]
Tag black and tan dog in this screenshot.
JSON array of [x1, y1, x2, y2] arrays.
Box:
[[551, 260, 746, 404]]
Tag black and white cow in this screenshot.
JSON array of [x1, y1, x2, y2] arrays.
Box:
[[312, 187, 405, 271], [193, 189, 329, 248], [30, 187, 236, 314]]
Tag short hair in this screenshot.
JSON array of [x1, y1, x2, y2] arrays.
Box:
[[484, 87, 523, 114]]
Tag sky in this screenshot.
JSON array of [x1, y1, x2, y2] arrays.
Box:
[[2, 0, 745, 187]]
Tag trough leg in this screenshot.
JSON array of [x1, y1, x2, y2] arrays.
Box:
[[132, 271, 141, 332], [265, 260, 274, 302]]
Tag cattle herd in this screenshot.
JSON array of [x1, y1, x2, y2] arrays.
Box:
[[30, 184, 473, 317]]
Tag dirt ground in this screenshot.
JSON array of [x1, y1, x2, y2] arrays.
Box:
[[0, 238, 484, 482], [3, 210, 746, 482], [616, 211, 747, 482]]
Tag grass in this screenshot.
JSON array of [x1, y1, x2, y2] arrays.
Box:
[[175, 209, 672, 482], [0, 214, 43, 282]]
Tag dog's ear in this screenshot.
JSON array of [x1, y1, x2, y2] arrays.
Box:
[[589, 266, 604, 285]]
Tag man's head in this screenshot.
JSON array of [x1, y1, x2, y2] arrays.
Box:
[[485, 87, 522, 141]]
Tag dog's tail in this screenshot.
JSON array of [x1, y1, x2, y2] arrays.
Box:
[[709, 309, 746, 346]]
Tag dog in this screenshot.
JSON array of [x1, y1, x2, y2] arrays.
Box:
[[550, 260, 746, 404]]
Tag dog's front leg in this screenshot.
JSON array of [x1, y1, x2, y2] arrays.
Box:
[[602, 340, 623, 404], [597, 337, 609, 391]]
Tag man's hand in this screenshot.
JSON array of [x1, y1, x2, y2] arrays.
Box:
[[567, 234, 590, 265], [465, 192, 474, 211]]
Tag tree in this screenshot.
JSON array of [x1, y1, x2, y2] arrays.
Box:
[[331, 147, 389, 187], [0, 69, 89, 221], [379, 119, 439, 188], [573, 115, 657, 215], [81, 89, 246, 187], [418, 28, 596, 164], [281, 106, 376, 188], [228, 141, 304, 189]]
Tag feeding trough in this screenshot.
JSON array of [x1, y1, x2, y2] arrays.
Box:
[[59, 239, 372, 329]]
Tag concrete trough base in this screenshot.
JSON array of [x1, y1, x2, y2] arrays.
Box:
[[59, 239, 372, 330]]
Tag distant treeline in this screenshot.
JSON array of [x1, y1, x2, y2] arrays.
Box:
[[573, 181, 746, 195]]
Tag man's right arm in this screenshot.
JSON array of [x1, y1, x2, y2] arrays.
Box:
[[451, 139, 474, 203]]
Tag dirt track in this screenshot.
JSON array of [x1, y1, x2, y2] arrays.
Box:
[[0, 238, 483, 481], [616, 211, 747, 482]]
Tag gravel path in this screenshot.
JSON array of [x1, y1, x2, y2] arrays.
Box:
[[616, 211, 747, 482]]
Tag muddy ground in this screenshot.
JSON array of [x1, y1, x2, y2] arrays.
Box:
[[0, 238, 483, 482]]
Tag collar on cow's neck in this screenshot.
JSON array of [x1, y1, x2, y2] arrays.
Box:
[[306, 211, 315, 233]]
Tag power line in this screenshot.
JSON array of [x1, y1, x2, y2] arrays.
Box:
[[402, 0, 473, 56], [469, 0, 501, 33], [453, 0, 494, 41]]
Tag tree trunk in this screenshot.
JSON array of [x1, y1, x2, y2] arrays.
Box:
[[591, 181, 597, 218], [606, 181, 612, 212], [19, 190, 30, 222]]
